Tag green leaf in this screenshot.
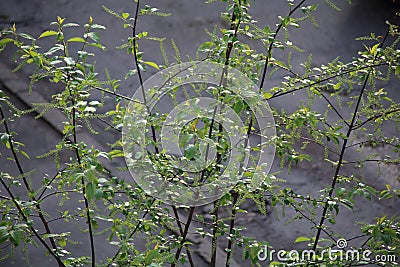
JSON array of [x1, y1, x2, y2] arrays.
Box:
[[86, 32, 100, 43], [0, 230, 8, 245], [91, 24, 106, 30], [198, 41, 214, 52], [63, 23, 79, 27], [59, 238, 67, 247], [370, 43, 379, 56], [122, 13, 130, 19], [9, 230, 21, 247], [144, 249, 159, 265], [273, 60, 287, 69], [76, 63, 85, 73], [335, 187, 346, 197], [18, 33, 35, 40], [333, 82, 341, 90], [63, 57, 75, 65], [67, 37, 86, 43], [381, 232, 392, 245], [263, 92, 273, 99], [372, 227, 381, 240], [144, 61, 159, 70], [19, 150, 30, 159], [395, 66, 400, 76], [379, 190, 391, 199], [88, 43, 106, 50], [95, 189, 103, 200], [340, 198, 354, 210], [294, 236, 310, 243], [0, 38, 15, 47], [181, 133, 193, 148], [1, 133, 9, 145], [85, 182, 96, 202], [39, 30, 58, 38], [57, 16, 65, 25], [124, 69, 137, 79], [45, 46, 63, 56], [233, 100, 244, 113], [248, 246, 261, 264], [184, 144, 199, 160]]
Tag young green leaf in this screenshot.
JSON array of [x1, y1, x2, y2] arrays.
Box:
[[85, 182, 96, 202], [0, 38, 15, 47], [9, 230, 21, 247], [122, 13, 130, 19], [294, 236, 310, 243], [39, 31, 58, 39], [67, 37, 86, 43], [144, 61, 159, 70]]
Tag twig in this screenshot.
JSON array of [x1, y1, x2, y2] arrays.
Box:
[[259, 0, 308, 91], [172, 207, 194, 267], [210, 201, 219, 267], [270, 63, 388, 99], [172, 1, 242, 265], [107, 198, 156, 266], [36, 168, 66, 200], [0, 106, 65, 267], [352, 107, 400, 130], [225, 192, 238, 267], [68, 84, 96, 267], [312, 23, 391, 251], [171, 207, 195, 267]]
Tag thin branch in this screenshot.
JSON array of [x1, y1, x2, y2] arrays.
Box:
[[346, 139, 399, 149], [0, 106, 65, 267], [346, 236, 373, 267], [172, 2, 242, 265], [210, 201, 219, 267], [312, 22, 392, 251], [342, 159, 398, 165], [36, 168, 66, 200], [0, 195, 11, 200], [171, 207, 195, 267], [63, 39, 96, 266], [270, 63, 388, 99], [39, 189, 78, 202], [107, 198, 156, 266], [259, 0, 308, 91], [225, 192, 238, 267], [289, 202, 336, 242], [130, 0, 159, 156], [172, 207, 194, 267], [69, 89, 96, 267], [96, 117, 122, 133], [92, 86, 138, 102], [320, 92, 350, 127], [352, 107, 400, 130]]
